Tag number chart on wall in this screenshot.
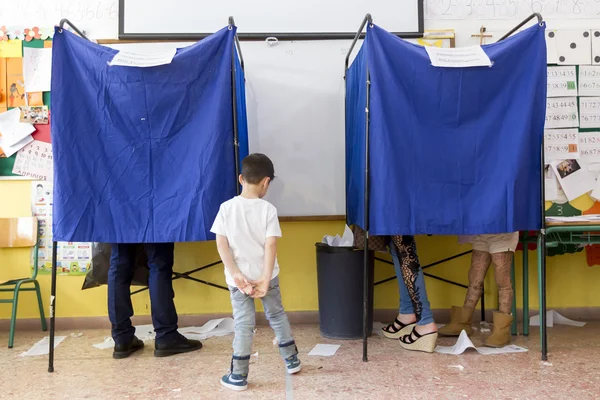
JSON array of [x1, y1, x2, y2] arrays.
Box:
[[426, 0, 600, 19]]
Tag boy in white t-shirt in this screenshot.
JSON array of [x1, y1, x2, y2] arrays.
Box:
[[210, 153, 300, 392]]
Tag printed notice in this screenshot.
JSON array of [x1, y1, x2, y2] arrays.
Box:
[[544, 128, 579, 161], [425, 46, 492, 68], [545, 97, 579, 129], [579, 66, 600, 97], [580, 97, 600, 129], [547, 66, 577, 97], [579, 131, 600, 163], [108, 49, 177, 68]]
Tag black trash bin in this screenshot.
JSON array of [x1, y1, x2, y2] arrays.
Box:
[[315, 243, 374, 340]]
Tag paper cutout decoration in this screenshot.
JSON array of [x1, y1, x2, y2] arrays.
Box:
[[0, 39, 22, 58], [23, 27, 41, 42], [556, 29, 592, 65], [0, 26, 8, 41], [23, 47, 52, 92], [0, 59, 6, 108], [6, 58, 26, 108], [43, 41, 52, 49]]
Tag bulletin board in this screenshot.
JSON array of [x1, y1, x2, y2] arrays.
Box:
[[0, 34, 52, 180]]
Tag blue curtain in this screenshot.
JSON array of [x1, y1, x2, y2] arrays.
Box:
[[347, 24, 547, 235], [345, 46, 367, 229], [235, 49, 249, 176], [51, 27, 238, 243]]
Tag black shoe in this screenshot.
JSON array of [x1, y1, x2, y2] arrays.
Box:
[[154, 333, 203, 358], [113, 336, 144, 359]]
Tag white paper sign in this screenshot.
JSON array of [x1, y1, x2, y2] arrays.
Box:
[[23, 47, 53, 93], [12, 140, 53, 181], [545, 167, 559, 202], [545, 97, 579, 129], [544, 128, 579, 161], [0, 108, 35, 146], [108, 49, 177, 68], [547, 66, 578, 97], [579, 66, 600, 96], [551, 159, 596, 201], [425, 46, 491, 68], [580, 97, 600, 129], [0, 135, 33, 158], [579, 132, 600, 162]]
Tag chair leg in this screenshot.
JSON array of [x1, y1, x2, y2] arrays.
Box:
[[33, 280, 47, 331], [8, 283, 22, 349]]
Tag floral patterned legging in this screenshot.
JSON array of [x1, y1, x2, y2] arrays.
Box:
[[390, 235, 424, 322]]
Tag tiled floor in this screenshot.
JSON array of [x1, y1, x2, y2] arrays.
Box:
[[1, 323, 600, 399]]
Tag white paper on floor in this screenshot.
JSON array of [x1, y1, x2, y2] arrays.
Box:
[[92, 318, 235, 349], [177, 317, 235, 341], [134, 324, 156, 341], [21, 336, 67, 357], [434, 330, 528, 355], [530, 310, 586, 327], [92, 337, 115, 350], [308, 344, 340, 357]]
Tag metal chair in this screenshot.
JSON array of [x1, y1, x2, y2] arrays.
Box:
[[0, 217, 47, 348]]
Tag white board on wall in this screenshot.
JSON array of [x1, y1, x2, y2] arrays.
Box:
[[120, 0, 421, 36], [0, 0, 119, 39], [106, 40, 352, 216]]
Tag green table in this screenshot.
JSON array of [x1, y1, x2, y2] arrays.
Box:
[[536, 221, 600, 360]]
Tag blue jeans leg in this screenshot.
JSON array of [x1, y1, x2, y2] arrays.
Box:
[[108, 244, 137, 345], [390, 236, 435, 326], [145, 243, 179, 343], [391, 245, 414, 316]]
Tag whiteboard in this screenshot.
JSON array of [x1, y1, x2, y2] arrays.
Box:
[[120, 0, 422, 38], [0, 0, 119, 39], [106, 40, 352, 216]]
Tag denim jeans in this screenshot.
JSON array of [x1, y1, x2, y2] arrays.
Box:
[[390, 240, 434, 326], [108, 243, 179, 345], [229, 276, 297, 376]]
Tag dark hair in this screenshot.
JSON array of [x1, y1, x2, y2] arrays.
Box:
[[241, 153, 275, 184]]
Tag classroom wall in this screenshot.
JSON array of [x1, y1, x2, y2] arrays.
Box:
[[2, 180, 600, 321]]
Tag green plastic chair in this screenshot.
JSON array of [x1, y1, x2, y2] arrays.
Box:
[[0, 217, 47, 348]]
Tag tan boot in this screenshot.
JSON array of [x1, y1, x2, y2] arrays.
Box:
[[484, 311, 513, 348], [438, 306, 474, 336]]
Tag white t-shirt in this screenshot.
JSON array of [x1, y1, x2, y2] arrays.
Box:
[[210, 196, 282, 287]]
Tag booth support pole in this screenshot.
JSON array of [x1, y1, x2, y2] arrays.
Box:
[[362, 69, 371, 363], [229, 17, 241, 195], [48, 241, 57, 372]]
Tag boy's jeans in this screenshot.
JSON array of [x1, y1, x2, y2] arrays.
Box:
[[230, 276, 297, 376]]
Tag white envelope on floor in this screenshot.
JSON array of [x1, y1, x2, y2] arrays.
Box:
[[434, 330, 528, 355]]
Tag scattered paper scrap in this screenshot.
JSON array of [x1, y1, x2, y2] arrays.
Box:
[[178, 318, 235, 341], [308, 344, 340, 357], [541, 361, 553, 366], [171, 388, 182, 392], [92, 337, 115, 350], [434, 330, 528, 355], [530, 310, 586, 327], [134, 324, 156, 341], [70, 332, 83, 338], [21, 336, 66, 357], [449, 365, 464, 371], [252, 352, 259, 357]]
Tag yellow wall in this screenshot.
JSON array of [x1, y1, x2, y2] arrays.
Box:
[[2, 180, 600, 321]]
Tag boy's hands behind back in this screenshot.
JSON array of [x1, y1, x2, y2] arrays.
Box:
[[248, 278, 269, 298], [233, 272, 254, 295]]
